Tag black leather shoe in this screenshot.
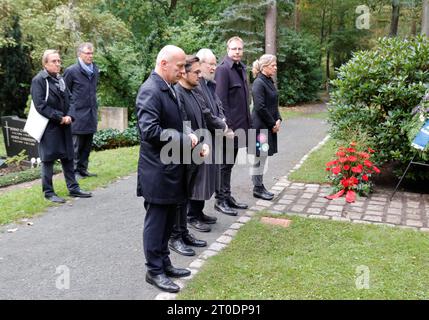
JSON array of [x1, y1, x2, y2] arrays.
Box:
[[165, 265, 191, 278], [145, 272, 180, 293], [188, 219, 211, 232], [69, 189, 92, 198], [168, 238, 195, 256], [214, 200, 238, 216], [182, 233, 207, 247], [45, 195, 66, 203], [262, 184, 274, 197], [253, 186, 274, 200], [227, 196, 248, 209], [79, 170, 97, 177], [199, 213, 217, 224]]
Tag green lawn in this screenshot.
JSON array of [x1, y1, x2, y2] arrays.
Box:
[[288, 138, 337, 184], [0, 146, 139, 225], [279, 108, 328, 121], [0, 130, 6, 157], [179, 214, 429, 300]]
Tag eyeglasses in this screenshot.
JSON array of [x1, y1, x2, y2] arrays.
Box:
[[82, 52, 94, 55], [228, 47, 243, 51], [49, 59, 62, 64]]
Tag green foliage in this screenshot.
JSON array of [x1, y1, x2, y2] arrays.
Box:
[[92, 127, 139, 151], [0, 13, 32, 117], [0, 165, 61, 188], [96, 41, 148, 109], [5, 150, 27, 170], [164, 17, 224, 56], [329, 36, 429, 177], [277, 29, 322, 106]]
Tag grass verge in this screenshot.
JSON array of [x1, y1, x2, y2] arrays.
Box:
[[288, 138, 337, 184], [0, 146, 138, 225], [0, 166, 61, 188], [279, 108, 328, 121], [179, 214, 429, 300]]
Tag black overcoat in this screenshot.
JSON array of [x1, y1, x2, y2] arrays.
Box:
[[175, 83, 224, 201], [136, 71, 191, 204], [64, 61, 99, 134], [31, 69, 74, 162], [250, 73, 282, 157], [214, 56, 251, 134]]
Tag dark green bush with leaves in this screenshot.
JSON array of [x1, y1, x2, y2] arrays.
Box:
[[328, 36, 429, 177], [92, 127, 139, 151], [277, 29, 322, 106]]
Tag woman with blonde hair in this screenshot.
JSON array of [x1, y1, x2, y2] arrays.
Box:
[[250, 54, 282, 200]]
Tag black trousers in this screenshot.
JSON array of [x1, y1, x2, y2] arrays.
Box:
[[188, 199, 205, 220], [143, 201, 177, 275], [170, 201, 190, 239], [215, 147, 239, 201], [41, 158, 79, 197], [72, 134, 93, 173]]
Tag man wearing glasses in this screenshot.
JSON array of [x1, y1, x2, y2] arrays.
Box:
[[214, 36, 251, 216], [64, 42, 99, 179]]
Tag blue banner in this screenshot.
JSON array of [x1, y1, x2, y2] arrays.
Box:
[[412, 119, 429, 150]]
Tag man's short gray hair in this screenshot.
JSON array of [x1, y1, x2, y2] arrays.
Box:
[[42, 49, 59, 65], [77, 42, 94, 56], [196, 48, 215, 63]]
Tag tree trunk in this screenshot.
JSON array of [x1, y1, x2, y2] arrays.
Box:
[[389, 0, 400, 37], [265, 0, 277, 56], [422, 0, 429, 36], [265, 0, 277, 85], [294, 0, 300, 32]]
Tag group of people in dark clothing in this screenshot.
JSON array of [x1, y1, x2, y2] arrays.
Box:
[[31, 43, 99, 204], [29, 36, 281, 294], [136, 37, 282, 293]]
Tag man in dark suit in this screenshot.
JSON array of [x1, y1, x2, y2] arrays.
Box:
[[214, 36, 251, 216], [136, 45, 198, 293], [64, 42, 99, 178], [168, 55, 211, 256]]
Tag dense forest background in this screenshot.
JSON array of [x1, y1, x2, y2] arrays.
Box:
[[1, 0, 429, 118]]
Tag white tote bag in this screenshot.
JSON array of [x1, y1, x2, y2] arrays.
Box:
[[24, 79, 50, 143]]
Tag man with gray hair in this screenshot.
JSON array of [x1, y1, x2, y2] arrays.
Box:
[[136, 45, 198, 293], [64, 42, 99, 178]]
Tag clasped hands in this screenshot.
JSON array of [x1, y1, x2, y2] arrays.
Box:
[[188, 133, 210, 158], [60, 116, 72, 125]]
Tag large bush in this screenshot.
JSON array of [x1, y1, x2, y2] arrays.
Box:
[[328, 36, 429, 177], [277, 29, 322, 106]]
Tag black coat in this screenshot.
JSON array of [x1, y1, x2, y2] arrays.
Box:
[[215, 56, 251, 135], [31, 69, 74, 162], [251, 73, 282, 156], [64, 61, 99, 134], [136, 71, 191, 204], [175, 83, 223, 200]]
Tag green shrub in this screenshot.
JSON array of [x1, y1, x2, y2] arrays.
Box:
[[92, 127, 139, 151], [277, 29, 322, 106], [328, 36, 429, 178], [0, 165, 61, 188]]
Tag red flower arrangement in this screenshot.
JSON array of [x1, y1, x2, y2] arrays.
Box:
[[325, 142, 380, 203]]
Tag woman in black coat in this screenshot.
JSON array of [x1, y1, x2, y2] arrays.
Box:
[[250, 54, 282, 200], [31, 50, 91, 203]]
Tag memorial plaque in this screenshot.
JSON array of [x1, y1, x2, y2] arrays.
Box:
[[1, 116, 39, 160]]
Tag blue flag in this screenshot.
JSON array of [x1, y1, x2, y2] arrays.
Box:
[[412, 119, 429, 150]]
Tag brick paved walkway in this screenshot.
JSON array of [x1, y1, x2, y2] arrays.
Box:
[[251, 178, 429, 232]]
